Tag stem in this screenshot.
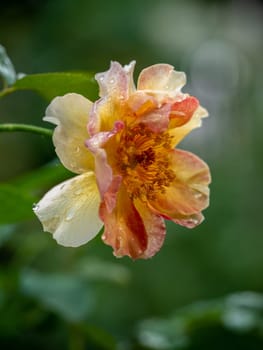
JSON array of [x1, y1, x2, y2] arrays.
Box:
[[0, 123, 53, 137]]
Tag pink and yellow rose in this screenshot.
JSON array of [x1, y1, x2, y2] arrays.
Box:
[[34, 61, 211, 259]]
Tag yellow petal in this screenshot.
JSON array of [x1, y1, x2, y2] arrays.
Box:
[[34, 172, 103, 247], [148, 149, 211, 220], [169, 105, 209, 146], [44, 93, 94, 174]]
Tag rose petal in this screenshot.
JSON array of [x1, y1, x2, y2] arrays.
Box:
[[137, 64, 186, 95], [169, 105, 208, 146], [100, 186, 166, 259], [86, 121, 124, 197], [169, 96, 199, 128], [89, 61, 135, 136], [172, 212, 204, 228], [134, 199, 166, 258], [126, 91, 156, 114], [148, 149, 211, 221], [95, 61, 135, 99], [100, 186, 147, 259], [34, 172, 102, 247], [44, 93, 94, 174]]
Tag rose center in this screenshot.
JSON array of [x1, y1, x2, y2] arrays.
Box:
[[116, 123, 175, 201]]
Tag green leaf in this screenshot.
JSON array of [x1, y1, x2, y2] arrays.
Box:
[[0, 184, 35, 224], [0, 160, 72, 225], [20, 269, 94, 322], [11, 159, 72, 194], [0, 72, 98, 101], [0, 44, 16, 87]]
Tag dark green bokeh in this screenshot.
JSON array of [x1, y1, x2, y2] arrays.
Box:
[[0, 0, 263, 348]]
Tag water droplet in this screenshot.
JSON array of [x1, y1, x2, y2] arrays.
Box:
[[119, 95, 124, 100], [75, 146, 80, 153], [32, 203, 39, 212], [74, 189, 82, 195], [195, 193, 203, 199], [109, 78, 115, 84], [102, 234, 106, 241], [99, 75, 104, 82], [188, 218, 198, 226], [66, 209, 75, 221]]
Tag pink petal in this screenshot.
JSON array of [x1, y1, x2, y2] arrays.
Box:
[[148, 149, 211, 223], [100, 186, 165, 259], [89, 61, 135, 136], [95, 61, 135, 99], [137, 64, 186, 95], [86, 121, 124, 197], [169, 96, 199, 128], [138, 102, 171, 133]]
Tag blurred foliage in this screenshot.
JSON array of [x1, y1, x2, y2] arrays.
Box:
[[136, 292, 263, 349], [0, 0, 263, 349]]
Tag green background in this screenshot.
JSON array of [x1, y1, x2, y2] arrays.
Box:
[[0, 0, 263, 349]]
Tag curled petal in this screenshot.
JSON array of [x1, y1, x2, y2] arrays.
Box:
[[127, 92, 157, 116], [138, 102, 171, 133], [169, 105, 208, 146], [100, 187, 165, 259], [34, 172, 103, 247], [86, 121, 124, 197], [95, 60, 136, 99], [148, 149, 211, 222], [169, 96, 199, 128], [44, 93, 94, 174], [137, 64, 186, 95], [172, 212, 204, 228], [89, 61, 135, 136]]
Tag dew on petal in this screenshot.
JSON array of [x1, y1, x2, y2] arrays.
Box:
[[32, 203, 39, 212], [65, 209, 75, 221], [74, 189, 83, 195]]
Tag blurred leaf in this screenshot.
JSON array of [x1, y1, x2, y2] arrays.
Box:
[[0, 71, 98, 101], [75, 257, 131, 285], [20, 269, 94, 322], [0, 184, 35, 224], [222, 292, 263, 333], [0, 160, 72, 224], [0, 44, 16, 87], [136, 292, 263, 349], [10, 159, 72, 194], [70, 324, 117, 350], [0, 224, 16, 246]]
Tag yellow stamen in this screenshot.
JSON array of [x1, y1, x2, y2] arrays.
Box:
[[116, 123, 175, 201]]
